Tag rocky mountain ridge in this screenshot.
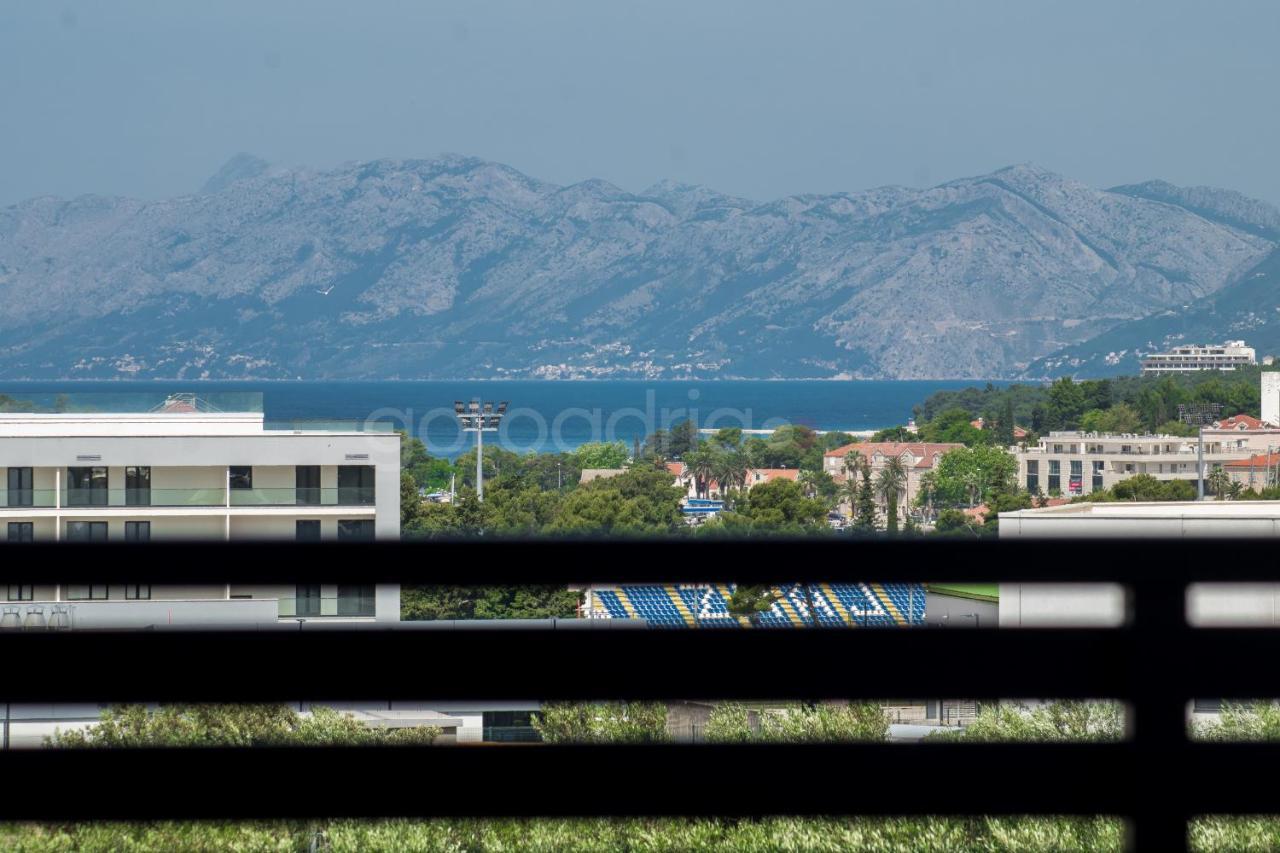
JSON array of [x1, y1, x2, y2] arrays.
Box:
[[0, 155, 1274, 380]]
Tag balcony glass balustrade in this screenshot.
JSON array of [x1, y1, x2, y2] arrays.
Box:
[[61, 488, 226, 508], [230, 487, 376, 507], [278, 595, 377, 618], [2, 490, 58, 508]]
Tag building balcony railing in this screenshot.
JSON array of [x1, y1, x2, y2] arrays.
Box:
[[0, 488, 379, 510], [277, 595, 377, 619], [3, 490, 58, 508], [230, 487, 376, 507], [62, 488, 226, 508]]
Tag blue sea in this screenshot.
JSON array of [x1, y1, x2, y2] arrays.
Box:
[[1, 380, 997, 458]]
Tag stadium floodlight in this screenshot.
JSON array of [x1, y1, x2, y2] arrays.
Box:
[[454, 398, 510, 502], [1178, 403, 1223, 501]]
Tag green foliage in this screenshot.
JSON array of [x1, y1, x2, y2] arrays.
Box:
[[931, 446, 1018, 508], [705, 702, 889, 743], [916, 407, 988, 446], [1077, 474, 1196, 503], [933, 508, 980, 538], [400, 585, 579, 620], [724, 585, 779, 624], [532, 702, 668, 744], [548, 467, 685, 535], [0, 393, 35, 413], [47, 704, 438, 749], [1079, 402, 1142, 434], [929, 701, 1124, 743], [718, 478, 829, 535], [0, 817, 1128, 852], [573, 441, 630, 469], [854, 463, 877, 534], [914, 368, 1265, 435], [869, 426, 916, 442], [399, 431, 455, 491]]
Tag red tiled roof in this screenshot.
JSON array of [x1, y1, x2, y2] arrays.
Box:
[[665, 461, 684, 476], [749, 468, 800, 483], [1212, 414, 1267, 431], [823, 441, 965, 469], [1224, 452, 1280, 469]]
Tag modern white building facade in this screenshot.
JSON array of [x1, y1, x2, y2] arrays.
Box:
[[1140, 340, 1256, 375], [0, 393, 401, 623], [1015, 431, 1256, 497]]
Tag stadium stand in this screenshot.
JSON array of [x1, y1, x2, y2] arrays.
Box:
[[588, 583, 925, 627]]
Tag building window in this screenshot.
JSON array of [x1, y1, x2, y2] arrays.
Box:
[[1026, 474, 1039, 493], [295, 584, 322, 618], [337, 466, 375, 506], [67, 467, 108, 507], [7, 467, 33, 507], [229, 467, 253, 490], [125, 466, 151, 507], [1047, 460, 1061, 494], [7, 522, 34, 543], [337, 520, 375, 541], [336, 584, 375, 617], [295, 520, 321, 542], [66, 584, 108, 600], [65, 521, 108, 542], [7, 585, 33, 601], [124, 521, 151, 542], [296, 466, 322, 506], [1092, 461, 1104, 492], [125, 584, 151, 600], [483, 710, 542, 743]]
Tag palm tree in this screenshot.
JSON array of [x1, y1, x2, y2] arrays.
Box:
[[1207, 466, 1231, 501], [713, 450, 750, 505], [917, 470, 938, 522], [840, 451, 865, 518], [876, 456, 909, 533], [687, 448, 716, 499]]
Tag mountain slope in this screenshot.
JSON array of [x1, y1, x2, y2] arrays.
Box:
[[0, 156, 1273, 380]]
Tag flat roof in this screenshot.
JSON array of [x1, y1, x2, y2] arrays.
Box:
[[1000, 500, 1280, 520]]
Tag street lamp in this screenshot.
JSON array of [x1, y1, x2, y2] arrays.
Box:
[[454, 399, 508, 502]]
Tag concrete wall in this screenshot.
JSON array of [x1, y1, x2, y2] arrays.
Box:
[[998, 583, 1127, 627]]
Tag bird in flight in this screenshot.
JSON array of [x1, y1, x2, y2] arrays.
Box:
[[315, 285, 335, 296]]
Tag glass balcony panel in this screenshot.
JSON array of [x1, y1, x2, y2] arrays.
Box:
[[230, 488, 375, 507], [62, 489, 226, 507], [277, 596, 375, 618], [3, 490, 58, 508]]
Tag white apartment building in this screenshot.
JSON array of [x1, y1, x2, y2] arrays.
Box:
[[1140, 340, 1256, 375], [0, 393, 401, 624], [1015, 431, 1256, 497]]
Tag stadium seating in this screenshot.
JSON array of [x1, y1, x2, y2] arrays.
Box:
[[590, 582, 925, 627]]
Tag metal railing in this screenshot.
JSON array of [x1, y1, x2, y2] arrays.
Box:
[[0, 538, 1276, 851]]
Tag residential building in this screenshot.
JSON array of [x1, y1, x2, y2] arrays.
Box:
[[970, 417, 1028, 440], [0, 392, 401, 623], [1140, 340, 1256, 374], [1223, 452, 1280, 489], [1014, 431, 1256, 497], [822, 441, 964, 518]]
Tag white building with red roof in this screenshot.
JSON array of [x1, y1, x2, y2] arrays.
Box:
[[822, 441, 964, 520]]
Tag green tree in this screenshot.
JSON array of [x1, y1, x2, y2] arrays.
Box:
[[573, 441, 630, 469], [532, 702, 668, 743], [1207, 466, 1231, 499], [705, 702, 889, 743], [48, 704, 439, 748], [918, 407, 988, 446], [548, 468, 685, 536], [399, 431, 455, 491], [720, 479, 828, 534], [726, 585, 779, 625], [930, 701, 1123, 743], [869, 425, 916, 442], [401, 586, 579, 620], [854, 462, 877, 534], [875, 456, 908, 534], [667, 420, 699, 458], [932, 446, 1018, 508]]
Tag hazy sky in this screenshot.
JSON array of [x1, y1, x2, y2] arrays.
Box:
[[2, 0, 1278, 207]]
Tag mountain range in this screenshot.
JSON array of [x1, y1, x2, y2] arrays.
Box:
[[1, 154, 1277, 380]]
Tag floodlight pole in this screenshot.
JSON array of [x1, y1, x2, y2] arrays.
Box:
[[454, 399, 508, 503], [1197, 425, 1205, 501]]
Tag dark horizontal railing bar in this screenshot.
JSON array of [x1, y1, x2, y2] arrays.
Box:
[[0, 743, 1151, 821], [5, 538, 1280, 585], [0, 628, 1146, 702]]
